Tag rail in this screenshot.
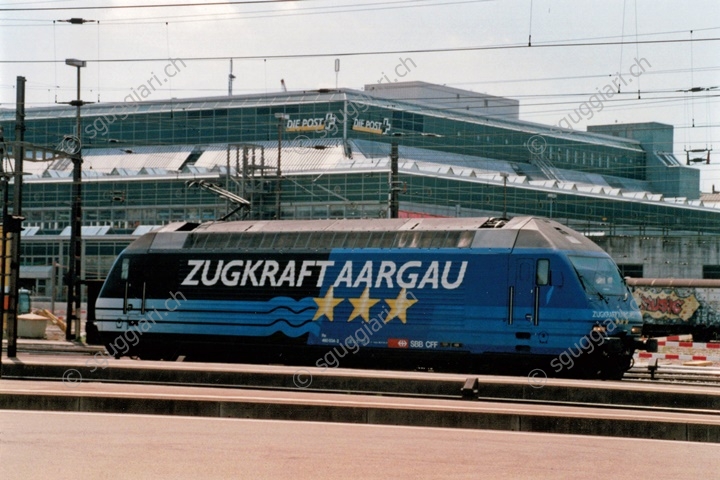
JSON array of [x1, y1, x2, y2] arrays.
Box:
[[626, 361, 720, 384], [3, 347, 720, 417]]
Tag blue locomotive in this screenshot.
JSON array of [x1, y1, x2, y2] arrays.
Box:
[[91, 216, 657, 379]]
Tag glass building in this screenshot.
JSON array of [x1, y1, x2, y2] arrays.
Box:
[[1, 82, 718, 296]]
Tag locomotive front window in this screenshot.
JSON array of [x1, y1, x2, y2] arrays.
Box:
[[569, 256, 626, 296]]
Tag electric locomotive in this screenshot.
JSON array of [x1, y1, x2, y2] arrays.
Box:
[[91, 216, 657, 379]]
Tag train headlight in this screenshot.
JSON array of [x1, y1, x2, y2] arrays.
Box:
[[592, 324, 606, 333], [631, 326, 643, 335]]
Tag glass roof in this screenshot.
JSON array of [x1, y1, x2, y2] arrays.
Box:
[[1, 88, 642, 153]]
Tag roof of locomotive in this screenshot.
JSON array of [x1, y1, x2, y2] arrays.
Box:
[[126, 216, 604, 254]]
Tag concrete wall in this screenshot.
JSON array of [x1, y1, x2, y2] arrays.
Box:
[[594, 235, 720, 278]]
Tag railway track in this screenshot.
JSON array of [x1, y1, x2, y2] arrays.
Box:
[[7, 340, 720, 386], [626, 363, 720, 384], [6, 366, 713, 416], [4, 341, 105, 356], [4, 351, 720, 418], [6, 369, 720, 422], [3, 357, 720, 445]]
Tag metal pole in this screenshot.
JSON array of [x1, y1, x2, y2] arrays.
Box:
[[50, 261, 56, 315], [274, 113, 288, 220], [0, 176, 7, 371], [226, 145, 231, 215], [0, 129, 5, 371], [276, 118, 282, 220], [66, 65, 83, 341], [72, 68, 83, 340], [343, 99, 348, 146], [7, 76, 26, 357], [390, 142, 399, 219], [228, 58, 235, 96], [242, 146, 248, 201], [547, 193, 557, 219], [503, 175, 508, 219]]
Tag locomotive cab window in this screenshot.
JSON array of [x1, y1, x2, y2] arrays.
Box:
[[569, 256, 625, 296], [536, 259, 550, 286]]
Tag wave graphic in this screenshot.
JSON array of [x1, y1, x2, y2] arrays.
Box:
[[101, 296, 322, 337]]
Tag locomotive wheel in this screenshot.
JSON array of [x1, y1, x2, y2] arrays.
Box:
[[138, 344, 181, 361], [598, 355, 631, 380]]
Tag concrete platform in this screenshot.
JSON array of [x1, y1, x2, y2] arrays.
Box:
[[4, 412, 718, 480], [1, 378, 719, 443], [3, 354, 720, 413]]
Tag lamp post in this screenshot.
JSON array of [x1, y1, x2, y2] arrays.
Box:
[[64, 58, 86, 341], [274, 113, 289, 220]]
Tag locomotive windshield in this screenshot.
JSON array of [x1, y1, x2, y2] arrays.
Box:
[[569, 256, 626, 297]]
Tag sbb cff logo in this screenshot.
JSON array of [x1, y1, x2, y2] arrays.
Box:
[[388, 338, 409, 349]]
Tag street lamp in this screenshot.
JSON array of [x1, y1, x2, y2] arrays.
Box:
[[64, 58, 86, 341], [274, 113, 289, 220]]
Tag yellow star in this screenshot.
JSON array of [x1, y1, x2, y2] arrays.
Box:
[[312, 286, 344, 321], [348, 287, 380, 322], [385, 288, 418, 324]]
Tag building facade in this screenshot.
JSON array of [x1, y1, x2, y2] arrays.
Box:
[[1, 82, 718, 298]]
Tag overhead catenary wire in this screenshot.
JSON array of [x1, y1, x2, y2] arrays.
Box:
[[634, 0, 642, 98], [2, 1, 715, 145], [618, 0, 627, 85], [52, 19, 58, 103], [96, 20, 101, 102], [1, 5, 716, 163], [0, 0, 304, 11], [2, 3, 718, 215], [0, 0, 490, 24], [165, 21, 173, 104], [1, 35, 719, 65], [527, 0, 533, 47], [5, 60, 714, 99]]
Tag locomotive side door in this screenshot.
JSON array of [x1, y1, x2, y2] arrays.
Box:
[[119, 256, 147, 323], [508, 257, 550, 328]]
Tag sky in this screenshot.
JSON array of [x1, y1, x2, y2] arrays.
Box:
[[1, 0, 719, 190]]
